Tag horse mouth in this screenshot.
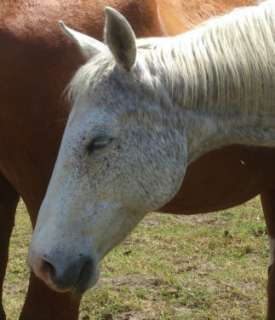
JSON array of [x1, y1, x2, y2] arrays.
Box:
[[72, 261, 100, 295], [50, 260, 100, 295]]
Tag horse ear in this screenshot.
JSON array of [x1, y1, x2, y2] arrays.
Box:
[[59, 21, 107, 60], [104, 7, 137, 71]]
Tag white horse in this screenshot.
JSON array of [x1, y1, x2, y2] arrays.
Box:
[[29, 0, 275, 297]]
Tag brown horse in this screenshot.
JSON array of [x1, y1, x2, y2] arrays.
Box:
[[0, 2, 164, 319], [0, 0, 262, 320]]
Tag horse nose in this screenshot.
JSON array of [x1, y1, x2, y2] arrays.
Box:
[[29, 251, 95, 293]]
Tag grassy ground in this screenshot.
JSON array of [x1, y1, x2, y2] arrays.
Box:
[[3, 198, 268, 319]]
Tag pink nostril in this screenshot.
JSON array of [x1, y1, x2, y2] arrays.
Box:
[[30, 253, 58, 287], [40, 259, 56, 281]]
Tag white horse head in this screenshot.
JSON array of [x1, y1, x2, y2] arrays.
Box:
[[29, 1, 275, 293], [29, 7, 187, 293]]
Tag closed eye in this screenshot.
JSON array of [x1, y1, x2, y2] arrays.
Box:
[[86, 136, 114, 155]]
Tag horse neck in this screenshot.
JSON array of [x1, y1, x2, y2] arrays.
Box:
[[182, 109, 275, 165], [142, 1, 275, 163]]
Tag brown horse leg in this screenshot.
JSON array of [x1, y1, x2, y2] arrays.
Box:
[[0, 175, 19, 320], [261, 190, 275, 320], [19, 204, 81, 320], [19, 274, 80, 320]]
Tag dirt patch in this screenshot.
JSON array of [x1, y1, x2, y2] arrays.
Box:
[[101, 274, 168, 289]]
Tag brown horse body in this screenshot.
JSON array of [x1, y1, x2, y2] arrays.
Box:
[[1, 0, 272, 320]]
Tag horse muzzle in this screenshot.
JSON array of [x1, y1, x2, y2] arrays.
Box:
[[28, 248, 99, 294]]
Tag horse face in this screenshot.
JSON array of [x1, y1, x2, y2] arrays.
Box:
[[29, 8, 187, 294]]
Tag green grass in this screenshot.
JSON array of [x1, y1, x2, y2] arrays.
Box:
[[3, 198, 268, 319]]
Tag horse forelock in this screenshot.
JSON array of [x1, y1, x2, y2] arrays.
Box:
[[67, 49, 163, 108], [67, 53, 115, 106]]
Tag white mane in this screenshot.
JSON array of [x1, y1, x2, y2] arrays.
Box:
[[70, 0, 275, 115]]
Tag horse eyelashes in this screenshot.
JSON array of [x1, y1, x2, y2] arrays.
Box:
[[86, 136, 114, 154]]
